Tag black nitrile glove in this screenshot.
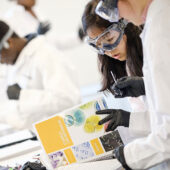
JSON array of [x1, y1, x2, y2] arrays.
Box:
[[37, 21, 51, 35], [111, 76, 145, 98], [7, 83, 21, 100], [113, 145, 132, 170], [96, 109, 130, 132], [21, 161, 46, 170]]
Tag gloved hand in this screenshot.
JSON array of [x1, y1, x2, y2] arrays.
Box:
[[37, 21, 51, 35], [96, 109, 130, 132], [21, 161, 46, 170], [7, 83, 21, 100], [113, 145, 132, 170], [111, 76, 145, 98]]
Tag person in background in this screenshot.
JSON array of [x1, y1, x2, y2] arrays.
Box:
[[2, 0, 85, 50], [16, 0, 50, 35], [16, 0, 37, 18], [0, 20, 81, 130], [93, 0, 170, 169], [1, 0, 50, 37]]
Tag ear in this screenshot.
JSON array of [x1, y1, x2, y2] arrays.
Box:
[[123, 34, 127, 42], [7, 37, 15, 46], [6, 37, 16, 49]]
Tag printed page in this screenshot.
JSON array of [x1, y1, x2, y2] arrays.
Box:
[[35, 97, 124, 169]]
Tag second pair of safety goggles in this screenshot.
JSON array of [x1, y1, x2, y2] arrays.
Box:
[[0, 28, 13, 53], [85, 19, 128, 55]]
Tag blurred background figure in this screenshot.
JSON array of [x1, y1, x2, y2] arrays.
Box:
[[0, 0, 50, 37], [0, 0, 86, 51], [0, 0, 101, 89], [0, 20, 81, 130]]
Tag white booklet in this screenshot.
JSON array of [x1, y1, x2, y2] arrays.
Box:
[[34, 97, 124, 169]]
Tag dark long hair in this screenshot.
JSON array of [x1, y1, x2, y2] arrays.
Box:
[[82, 0, 143, 92]]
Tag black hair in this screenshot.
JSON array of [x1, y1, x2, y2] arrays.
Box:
[[82, 0, 143, 93], [0, 20, 19, 42], [0, 21, 10, 42]]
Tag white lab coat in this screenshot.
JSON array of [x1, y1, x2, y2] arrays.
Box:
[[0, 36, 81, 130], [126, 65, 149, 138], [1, 4, 39, 37], [0, 3, 82, 50], [124, 0, 170, 169], [126, 96, 149, 138], [117, 65, 148, 144]]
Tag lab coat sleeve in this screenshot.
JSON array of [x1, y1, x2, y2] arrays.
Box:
[[124, 8, 170, 169], [2, 50, 81, 129], [128, 96, 151, 137], [129, 110, 150, 137], [3, 5, 39, 37]]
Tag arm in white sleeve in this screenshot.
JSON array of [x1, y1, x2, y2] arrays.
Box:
[[124, 112, 170, 169], [128, 96, 151, 137], [1, 51, 81, 129], [123, 6, 170, 169], [129, 110, 150, 137], [19, 53, 81, 128]]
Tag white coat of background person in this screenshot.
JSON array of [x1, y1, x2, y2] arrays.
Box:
[[0, 0, 85, 51], [0, 21, 81, 130], [1, 0, 39, 37], [95, 0, 170, 169]]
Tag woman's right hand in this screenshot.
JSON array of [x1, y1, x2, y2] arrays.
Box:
[[111, 76, 145, 98]]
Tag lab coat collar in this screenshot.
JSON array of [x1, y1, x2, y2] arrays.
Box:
[[146, 0, 168, 23], [140, 0, 165, 40]]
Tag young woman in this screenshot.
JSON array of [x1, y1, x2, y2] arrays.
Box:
[[82, 0, 143, 95], [82, 0, 147, 136], [82, 2, 149, 169]]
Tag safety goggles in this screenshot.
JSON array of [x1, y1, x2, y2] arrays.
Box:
[[95, 0, 119, 23], [85, 19, 127, 55], [0, 28, 13, 52]]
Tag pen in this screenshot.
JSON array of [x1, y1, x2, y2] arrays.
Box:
[[110, 71, 117, 84], [110, 71, 123, 96]]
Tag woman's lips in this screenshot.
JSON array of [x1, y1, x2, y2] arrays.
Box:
[[113, 53, 121, 59]]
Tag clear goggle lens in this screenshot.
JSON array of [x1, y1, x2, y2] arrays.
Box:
[[85, 19, 127, 54], [88, 43, 105, 55], [96, 29, 121, 50], [86, 30, 121, 54]]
